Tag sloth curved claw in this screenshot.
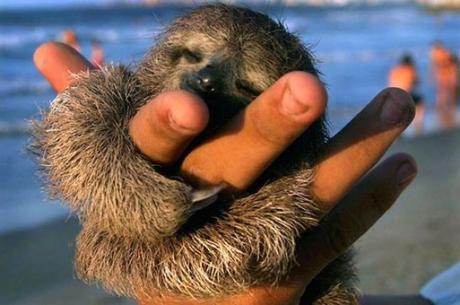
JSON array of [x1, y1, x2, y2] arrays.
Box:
[[190, 183, 226, 213]]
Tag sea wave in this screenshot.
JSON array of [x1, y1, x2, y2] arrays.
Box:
[[0, 27, 52, 48], [278, 0, 412, 6], [316, 48, 414, 63], [0, 78, 50, 97], [0, 121, 30, 136], [0, 0, 413, 10], [0, 25, 153, 50]]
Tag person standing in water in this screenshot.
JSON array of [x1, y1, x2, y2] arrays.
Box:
[[90, 39, 104, 68], [430, 42, 458, 129], [389, 54, 425, 135], [61, 29, 81, 52]]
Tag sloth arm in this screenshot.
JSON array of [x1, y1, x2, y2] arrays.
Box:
[[34, 42, 419, 305], [34, 42, 209, 166]]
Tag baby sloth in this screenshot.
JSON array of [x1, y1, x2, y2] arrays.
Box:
[[32, 4, 358, 304]]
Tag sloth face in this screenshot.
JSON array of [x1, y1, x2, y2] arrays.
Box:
[[158, 32, 269, 132], [136, 4, 318, 134], [168, 38, 262, 100]]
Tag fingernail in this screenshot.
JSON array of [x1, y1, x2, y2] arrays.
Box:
[[280, 86, 309, 116], [397, 161, 417, 187], [168, 113, 192, 134], [380, 92, 411, 125]]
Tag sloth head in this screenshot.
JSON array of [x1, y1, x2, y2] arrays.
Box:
[[137, 4, 319, 132]]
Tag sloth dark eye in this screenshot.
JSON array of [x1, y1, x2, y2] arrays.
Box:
[[235, 79, 260, 97], [182, 48, 202, 64]]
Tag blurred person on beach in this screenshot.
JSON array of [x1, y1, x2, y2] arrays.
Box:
[[388, 54, 425, 135], [430, 42, 458, 129], [35, 42, 440, 305], [452, 53, 460, 104], [61, 29, 81, 52], [90, 39, 105, 68]]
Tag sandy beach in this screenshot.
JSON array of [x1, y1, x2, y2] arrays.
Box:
[[1, 128, 460, 305], [357, 128, 460, 294]]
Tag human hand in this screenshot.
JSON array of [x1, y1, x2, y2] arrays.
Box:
[[34, 42, 417, 305]]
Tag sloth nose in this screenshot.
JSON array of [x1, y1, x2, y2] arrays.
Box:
[[198, 74, 215, 92], [190, 66, 218, 93]]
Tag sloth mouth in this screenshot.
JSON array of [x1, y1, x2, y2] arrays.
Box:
[[188, 90, 248, 134]]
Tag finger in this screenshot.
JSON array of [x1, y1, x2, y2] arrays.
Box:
[[296, 153, 417, 282], [181, 71, 327, 191], [129, 90, 209, 165], [312, 88, 415, 210], [33, 41, 94, 93]]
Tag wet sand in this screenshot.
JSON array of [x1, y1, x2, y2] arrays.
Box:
[[1, 128, 460, 304], [357, 128, 460, 294]]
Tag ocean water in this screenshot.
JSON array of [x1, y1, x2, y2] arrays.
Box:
[[1, 3, 460, 234]]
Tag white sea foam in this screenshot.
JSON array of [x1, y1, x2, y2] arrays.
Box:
[[0, 121, 30, 135], [0, 78, 49, 97], [0, 28, 50, 48]]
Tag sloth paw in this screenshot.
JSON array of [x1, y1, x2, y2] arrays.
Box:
[[31, 65, 196, 240]]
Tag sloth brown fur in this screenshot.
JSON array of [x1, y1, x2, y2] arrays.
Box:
[[32, 3, 359, 303]]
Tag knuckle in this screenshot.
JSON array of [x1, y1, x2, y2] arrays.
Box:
[[320, 220, 353, 258], [368, 190, 388, 216]]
